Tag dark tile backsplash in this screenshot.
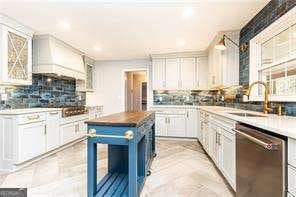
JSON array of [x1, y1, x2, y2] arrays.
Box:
[[153, 89, 296, 117], [153, 90, 223, 106], [0, 74, 86, 110]]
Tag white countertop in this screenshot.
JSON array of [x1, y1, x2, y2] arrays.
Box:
[[198, 106, 296, 139], [0, 108, 62, 115]]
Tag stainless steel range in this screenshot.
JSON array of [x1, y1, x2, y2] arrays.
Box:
[[62, 106, 88, 117]]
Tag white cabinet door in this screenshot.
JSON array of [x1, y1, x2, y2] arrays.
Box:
[[167, 115, 186, 137], [17, 122, 46, 163], [46, 111, 61, 151], [220, 128, 236, 188], [211, 124, 221, 165], [60, 122, 79, 145], [155, 114, 167, 136], [165, 58, 179, 89], [197, 57, 208, 88], [152, 59, 166, 89], [180, 58, 196, 89], [186, 109, 198, 138], [79, 119, 88, 137], [203, 121, 210, 153]]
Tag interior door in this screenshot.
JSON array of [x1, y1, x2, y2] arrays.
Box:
[[180, 58, 196, 89], [152, 59, 166, 89], [167, 115, 186, 137], [155, 114, 167, 136], [165, 58, 179, 89], [17, 122, 46, 163]]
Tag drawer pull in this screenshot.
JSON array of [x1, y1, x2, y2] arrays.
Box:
[[86, 129, 134, 140], [27, 115, 40, 120], [49, 111, 59, 115]]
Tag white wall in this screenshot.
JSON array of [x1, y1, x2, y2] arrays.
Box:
[[86, 59, 150, 115]]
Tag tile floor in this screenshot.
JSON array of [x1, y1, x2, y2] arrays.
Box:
[[0, 139, 234, 197]]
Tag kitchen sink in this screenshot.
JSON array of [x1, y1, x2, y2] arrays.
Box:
[[227, 112, 267, 117]]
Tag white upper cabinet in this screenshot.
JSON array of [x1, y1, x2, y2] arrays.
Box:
[[76, 56, 95, 92], [152, 58, 166, 89], [0, 15, 34, 85], [151, 52, 208, 90], [197, 57, 208, 88], [180, 57, 197, 89], [208, 31, 239, 87], [165, 58, 179, 89]]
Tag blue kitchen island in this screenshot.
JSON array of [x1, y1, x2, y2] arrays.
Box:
[[85, 111, 156, 197]]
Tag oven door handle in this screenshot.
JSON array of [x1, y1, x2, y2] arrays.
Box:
[[233, 129, 278, 150]]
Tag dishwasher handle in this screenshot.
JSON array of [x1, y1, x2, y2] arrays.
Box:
[[233, 129, 279, 150]]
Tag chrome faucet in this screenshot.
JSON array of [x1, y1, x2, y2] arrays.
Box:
[[245, 81, 273, 114]]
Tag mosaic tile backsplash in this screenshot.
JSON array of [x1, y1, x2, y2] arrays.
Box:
[[153, 90, 296, 117], [153, 90, 223, 106], [0, 74, 86, 110]]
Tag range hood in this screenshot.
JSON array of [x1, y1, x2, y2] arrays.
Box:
[[33, 34, 85, 80]]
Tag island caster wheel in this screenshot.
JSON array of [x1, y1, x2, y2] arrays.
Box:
[[147, 170, 151, 176], [153, 153, 157, 158]]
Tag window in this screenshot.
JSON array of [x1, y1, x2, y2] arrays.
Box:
[[249, 7, 296, 101]]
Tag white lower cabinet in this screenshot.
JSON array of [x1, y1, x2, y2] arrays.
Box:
[[153, 107, 197, 138], [199, 110, 236, 190], [167, 115, 186, 137], [60, 122, 80, 145], [17, 121, 46, 163], [155, 114, 167, 136], [186, 109, 198, 138], [46, 111, 61, 151], [220, 128, 236, 188]]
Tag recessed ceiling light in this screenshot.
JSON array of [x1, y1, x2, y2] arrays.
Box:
[[94, 46, 102, 52], [58, 20, 71, 31], [177, 39, 186, 47], [182, 7, 194, 19]]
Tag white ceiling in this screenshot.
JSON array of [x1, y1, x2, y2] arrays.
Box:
[[0, 0, 269, 60]]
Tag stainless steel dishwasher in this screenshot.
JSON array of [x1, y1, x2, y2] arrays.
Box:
[[235, 123, 287, 197]]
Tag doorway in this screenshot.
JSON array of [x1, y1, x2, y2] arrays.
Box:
[[124, 71, 148, 111]]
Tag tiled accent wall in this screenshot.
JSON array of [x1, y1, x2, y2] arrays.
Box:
[[0, 74, 86, 109], [239, 0, 296, 86]]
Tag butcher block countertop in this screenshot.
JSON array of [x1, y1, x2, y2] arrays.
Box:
[[85, 111, 154, 127]]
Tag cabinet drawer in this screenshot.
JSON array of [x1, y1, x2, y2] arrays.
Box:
[[289, 138, 296, 167], [288, 165, 296, 196], [46, 110, 61, 120], [18, 113, 46, 124]]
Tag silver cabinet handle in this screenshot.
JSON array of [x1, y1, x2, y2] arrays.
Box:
[[86, 129, 134, 140], [49, 111, 59, 115], [233, 129, 278, 150], [186, 111, 189, 118], [44, 125, 47, 135]]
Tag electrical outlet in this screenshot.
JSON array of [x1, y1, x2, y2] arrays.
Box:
[[0, 87, 5, 94], [1, 93, 8, 101]]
